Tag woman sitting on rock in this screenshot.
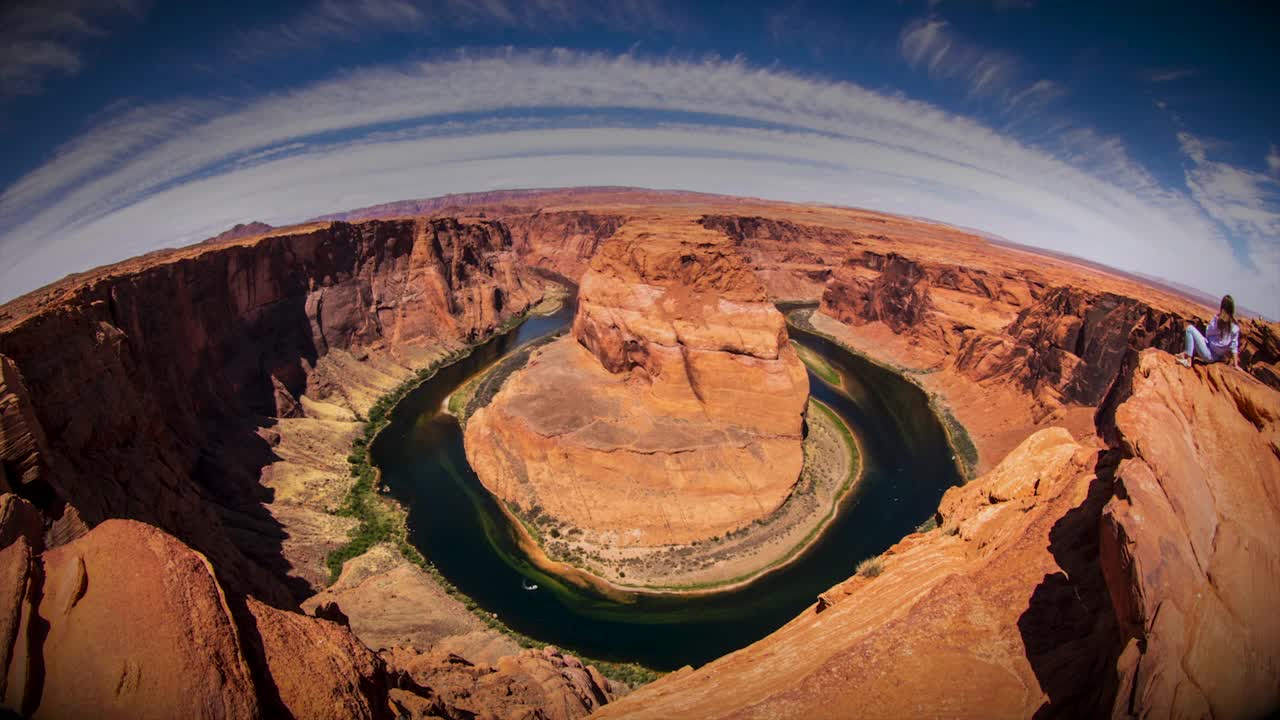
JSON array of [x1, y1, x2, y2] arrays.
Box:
[[1177, 294, 1240, 369]]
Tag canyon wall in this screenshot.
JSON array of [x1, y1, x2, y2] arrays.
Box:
[[1100, 351, 1280, 718], [504, 210, 629, 282], [699, 214, 861, 300], [0, 217, 539, 604], [595, 350, 1280, 719], [0, 214, 632, 718], [2, 188, 1276, 717], [957, 287, 1186, 409]]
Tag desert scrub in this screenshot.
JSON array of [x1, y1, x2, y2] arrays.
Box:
[[935, 404, 979, 480], [447, 370, 485, 417], [325, 351, 473, 583], [856, 556, 884, 578]]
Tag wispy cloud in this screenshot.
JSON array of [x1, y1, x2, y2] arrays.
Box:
[[232, 0, 680, 59], [0, 50, 1272, 316], [1177, 131, 1280, 281], [0, 0, 149, 97], [1143, 67, 1200, 83], [898, 17, 1062, 114], [1268, 144, 1280, 176]]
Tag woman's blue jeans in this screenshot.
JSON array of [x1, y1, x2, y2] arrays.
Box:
[[1185, 325, 1216, 362]]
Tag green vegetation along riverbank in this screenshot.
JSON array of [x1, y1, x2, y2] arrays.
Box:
[[786, 308, 979, 480]]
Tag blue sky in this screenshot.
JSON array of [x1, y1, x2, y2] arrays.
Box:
[[1, 0, 1278, 316]]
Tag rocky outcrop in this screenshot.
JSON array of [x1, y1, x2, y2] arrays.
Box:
[[466, 219, 810, 551], [24, 520, 266, 719], [505, 210, 628, 281], [957, 286, 1186, 409], [592, 345, 1280, 719], [821, 253, 932, 333], [1241, 317, 1280, 390], [245, 596, 391, 719], [0, 217, 540, 604], [384, 645, 613, 720], [0, 513, 612, 719], [593, 428, 1114, 719], [1100, 350, 1280, 718]]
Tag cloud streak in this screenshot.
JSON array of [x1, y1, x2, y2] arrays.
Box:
[[0, 0, 148, 98], [1144, 67, 1200, 83], [0, 50, 1275, 316], [232, 0, 681, 59], [1178, 131, 1280, 283], [899, 17, 1063, 114]]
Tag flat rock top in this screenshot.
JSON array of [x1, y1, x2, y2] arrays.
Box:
[[500, 337, 766, 453]]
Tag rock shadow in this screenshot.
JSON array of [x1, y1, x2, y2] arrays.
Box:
[[1017, 450, 1125, 719]]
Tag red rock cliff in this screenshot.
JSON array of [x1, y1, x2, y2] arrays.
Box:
[[0, 217, 539, 604], [593, 349, 1280, 719], [821, 252, 933, 333], [1100, 350, 1280, 718], [956, 287, 1186, 409]]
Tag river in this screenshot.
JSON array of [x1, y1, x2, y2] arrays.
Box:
[[371, 299, 962, 670]]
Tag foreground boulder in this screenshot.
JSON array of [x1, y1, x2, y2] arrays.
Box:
[[465, 219, 810, 550], [7, 519, 264, 718], [383, 645, 612, 720], [0, 515, 615, 719]]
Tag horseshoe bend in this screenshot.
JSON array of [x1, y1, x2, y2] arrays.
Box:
[[464, 218, 824, 591], [1, 188, 1279, 718]]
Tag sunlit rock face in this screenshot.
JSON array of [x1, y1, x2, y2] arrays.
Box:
[[465, 219, 810, 548], [572, 220, 807, 436], [1100, 350, 1280, 719], [593, 348, 1280, 720]]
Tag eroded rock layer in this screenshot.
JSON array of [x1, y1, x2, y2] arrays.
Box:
[[1101, 351, 1280, 718], [0, 217, 539, 604], [957, 286, 1186, 408], [595, 351, 1280, 718], [466, 219, 810, 548]]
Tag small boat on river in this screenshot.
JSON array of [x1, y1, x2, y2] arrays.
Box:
[[522, 578, 539, 591]]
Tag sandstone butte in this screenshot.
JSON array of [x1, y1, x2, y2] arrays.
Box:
[[0, 187, 1274, 717], [465, 219, 810, 560]]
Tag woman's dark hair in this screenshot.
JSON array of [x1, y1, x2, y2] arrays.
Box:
[[1219, 294, 1236, 328]]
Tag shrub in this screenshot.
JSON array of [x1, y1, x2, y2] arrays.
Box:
[[856, 556, 883, 578]]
